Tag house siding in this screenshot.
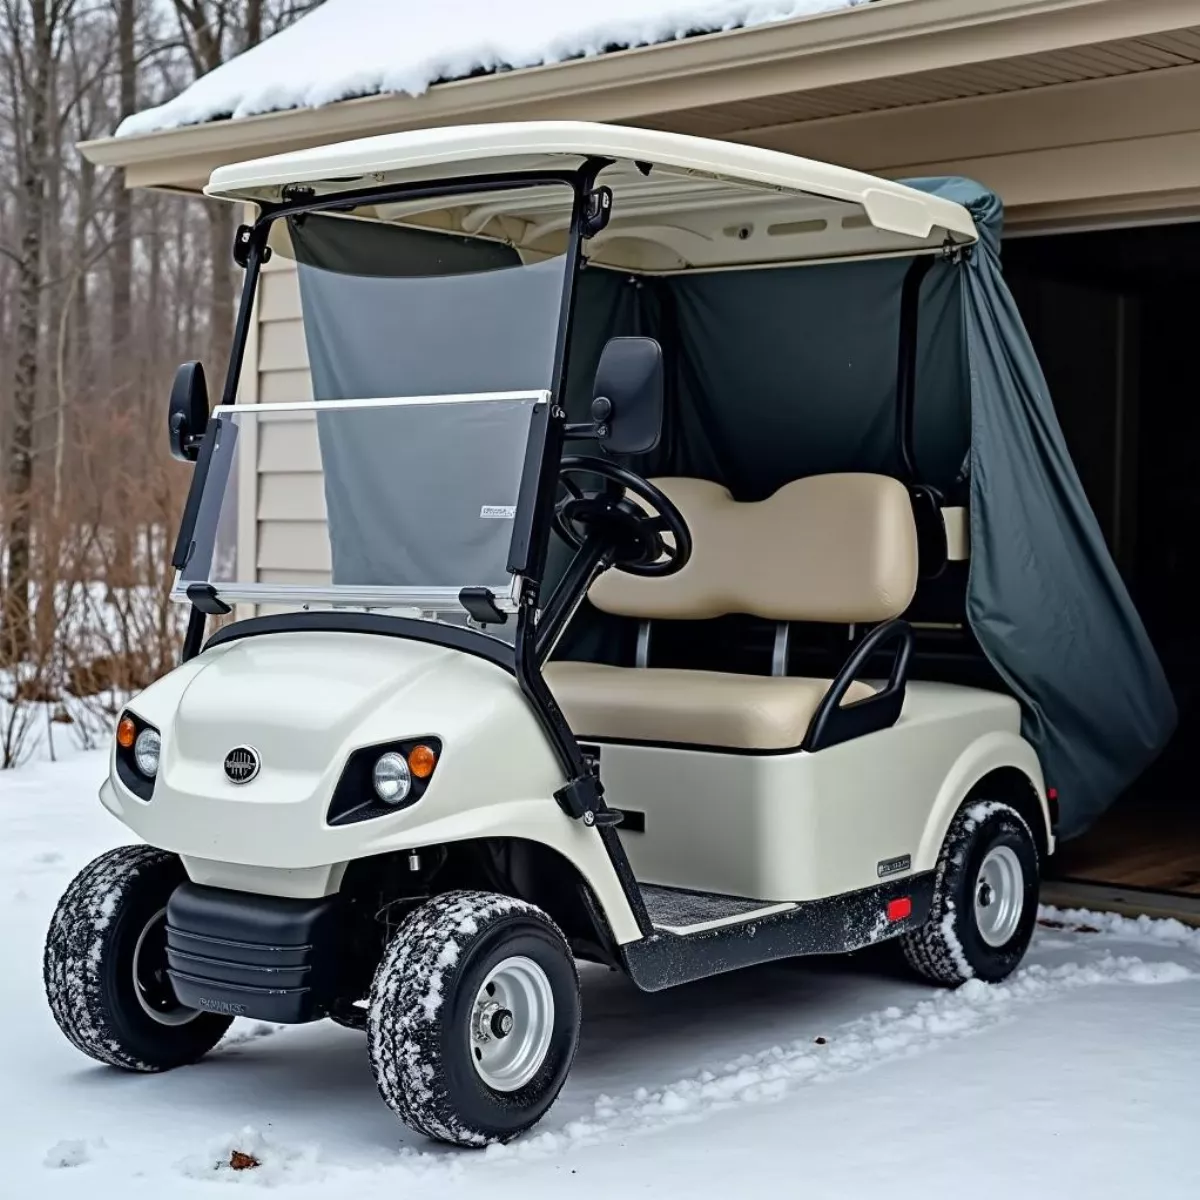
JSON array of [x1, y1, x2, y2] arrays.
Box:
[[237, 252, 327, 611]]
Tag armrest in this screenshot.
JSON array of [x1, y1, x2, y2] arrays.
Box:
[[801, 619, 914, 753]]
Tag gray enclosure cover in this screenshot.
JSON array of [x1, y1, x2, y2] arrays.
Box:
[[913, 178, 1177, 837], [290, 186, 1176, 837]]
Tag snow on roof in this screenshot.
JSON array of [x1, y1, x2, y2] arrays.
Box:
[[117, 0, 870, 138]]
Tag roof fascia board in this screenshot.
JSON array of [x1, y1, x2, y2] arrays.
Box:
[[81, 0, 1200, 189]]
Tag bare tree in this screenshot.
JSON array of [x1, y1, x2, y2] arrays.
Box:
[[0, 0, 313, 746]]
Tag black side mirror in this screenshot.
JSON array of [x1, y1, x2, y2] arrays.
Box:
[[592, 337, 663, 456], [168, 361, 210, 462]]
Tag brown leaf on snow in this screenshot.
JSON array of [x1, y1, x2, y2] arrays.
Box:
[[229, 1150, 260, 1171], [1038, 918, 1100, 934]]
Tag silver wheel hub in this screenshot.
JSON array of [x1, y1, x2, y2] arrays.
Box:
[[132, 907, 201, 1027], [468, 956, 554, 1092], [974, 845, 1025, 948]]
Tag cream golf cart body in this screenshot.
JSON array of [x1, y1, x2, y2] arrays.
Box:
[[45, 123, 1063, 1148]]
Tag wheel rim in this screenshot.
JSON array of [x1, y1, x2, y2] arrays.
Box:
[[468, 956, 555, 1093], [132, 907, 201, 1027], [974, 845, 1025, 948]]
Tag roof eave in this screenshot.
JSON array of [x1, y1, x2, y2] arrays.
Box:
[[79, 0, 1192, 191]]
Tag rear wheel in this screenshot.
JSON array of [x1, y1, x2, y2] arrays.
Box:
[[367, 890, 580, 1147], [44, 845, 232, 1070], [901, 802, 1040, 986]]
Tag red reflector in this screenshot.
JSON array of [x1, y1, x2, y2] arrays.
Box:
[[886, 898, 912, 922], [1047, 787, 1058, 801]]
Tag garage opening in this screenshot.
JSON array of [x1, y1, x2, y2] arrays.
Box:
[[1004, 222, 1200, 902]]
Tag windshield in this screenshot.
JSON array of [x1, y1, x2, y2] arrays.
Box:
[[177, 183, 575, 614], [284, 191, 571, 401], [176, 393, 545, 612]]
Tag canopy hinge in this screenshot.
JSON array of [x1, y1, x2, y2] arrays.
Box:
[[941, 236, 971, 264], [232, 224, 272, 270], [582, 186, 613, 238]]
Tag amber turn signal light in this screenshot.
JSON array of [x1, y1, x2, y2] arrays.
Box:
[[408, 743, 437, 779], [116, 716, 137, 749]]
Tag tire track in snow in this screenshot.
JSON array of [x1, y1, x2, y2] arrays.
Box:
[[489, 952, 1194, 1162]]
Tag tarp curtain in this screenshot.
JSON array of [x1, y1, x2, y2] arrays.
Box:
[[909, 178, 1177, 837]]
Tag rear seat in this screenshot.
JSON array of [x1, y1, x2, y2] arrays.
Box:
[[545, 474, 919, 752]]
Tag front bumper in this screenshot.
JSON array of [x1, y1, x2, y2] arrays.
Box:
[[165, 883, 339, 1023]]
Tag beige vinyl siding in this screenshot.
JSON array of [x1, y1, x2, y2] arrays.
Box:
[[236, 250, 329, 610]]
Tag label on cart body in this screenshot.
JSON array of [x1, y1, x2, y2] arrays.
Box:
[[877, 854, 912, 879]]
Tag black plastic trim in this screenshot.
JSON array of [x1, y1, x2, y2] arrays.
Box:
[[802, 619, 914, 752], [114, 710, 157, 802], [256, 169, 583, 231], [564, 733, 814, 758], [895, 255, 935, 485], [165, 883, 338, 1023], [170, 415, 224, 574], [327, 736, 442, 826], [203, 611, 515, 675], [622, 871, 935, 992]]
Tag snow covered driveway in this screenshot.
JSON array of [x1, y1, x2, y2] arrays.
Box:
[[4, 751, 1200, 1198]]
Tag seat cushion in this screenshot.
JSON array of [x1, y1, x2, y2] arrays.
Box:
[[545, 661, 877, 751]]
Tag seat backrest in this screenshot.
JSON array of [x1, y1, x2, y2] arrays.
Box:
[[588, 474, 919, 624]]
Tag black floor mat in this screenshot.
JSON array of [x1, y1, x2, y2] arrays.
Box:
[[639, 884, 775, 929]]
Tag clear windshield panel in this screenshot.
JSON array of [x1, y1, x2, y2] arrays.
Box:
[[175, 393, 545, 611]]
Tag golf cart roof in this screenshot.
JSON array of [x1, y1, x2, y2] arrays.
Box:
[[205, 121, 978, 273]]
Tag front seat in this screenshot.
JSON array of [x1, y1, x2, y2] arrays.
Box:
[[544, 474, 919, 752]]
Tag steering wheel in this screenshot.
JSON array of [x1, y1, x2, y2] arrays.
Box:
[[553, 456, 692, 578]]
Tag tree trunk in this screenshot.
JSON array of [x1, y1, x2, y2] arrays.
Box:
[[110, 0, 135, 383], [2, 0, 52, 665]]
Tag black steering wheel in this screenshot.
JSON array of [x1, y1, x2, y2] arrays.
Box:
[[553, 456, 692, 578]]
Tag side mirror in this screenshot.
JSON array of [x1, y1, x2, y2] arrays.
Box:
[[168, 361, 210, 463], [592, 337, 663, 456]]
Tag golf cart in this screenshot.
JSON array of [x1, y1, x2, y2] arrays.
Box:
[[44, 122, 1173, 1148]]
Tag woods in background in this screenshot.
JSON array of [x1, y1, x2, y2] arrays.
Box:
[[0, 0, 315, 762]]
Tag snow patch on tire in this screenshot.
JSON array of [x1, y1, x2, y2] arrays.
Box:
[[368, 890, 569, 1148], [44, 845, 174, 1071]]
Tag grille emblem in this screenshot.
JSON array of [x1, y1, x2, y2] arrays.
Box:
[[223, 745, 260, 785]]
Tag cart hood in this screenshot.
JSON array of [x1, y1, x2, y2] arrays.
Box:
[[136, 630, 516, 801]]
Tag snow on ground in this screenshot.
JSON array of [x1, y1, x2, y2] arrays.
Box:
[[118, 0, 869, 137], [4, 750, 1200, 1197]]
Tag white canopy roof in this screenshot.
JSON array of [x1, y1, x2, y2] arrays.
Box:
[[208, 122, 977, 272]]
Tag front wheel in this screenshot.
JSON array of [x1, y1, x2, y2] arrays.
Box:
[[367, 890, 580, 1147], [44, 845, 232, 1070], [900, 802, 1040, 986]]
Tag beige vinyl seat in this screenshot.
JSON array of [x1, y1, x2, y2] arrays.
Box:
[[545, 474, 920, 752]]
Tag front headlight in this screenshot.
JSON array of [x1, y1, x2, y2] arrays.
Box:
[[372, 752, 411, 805], [134, 728, 161, 778], [328, 737, 442, 826], [114, 711, 159, 801]]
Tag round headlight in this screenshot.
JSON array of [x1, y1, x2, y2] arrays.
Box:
[[133, 728, 161, 778], [373, 752, 411, 805]]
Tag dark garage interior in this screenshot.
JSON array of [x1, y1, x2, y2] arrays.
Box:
[[1004, 222, 1200, 897]]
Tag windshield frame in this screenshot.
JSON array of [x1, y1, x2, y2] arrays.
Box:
[[172, 390, 551, 612], [175, 165, 600, 621]]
